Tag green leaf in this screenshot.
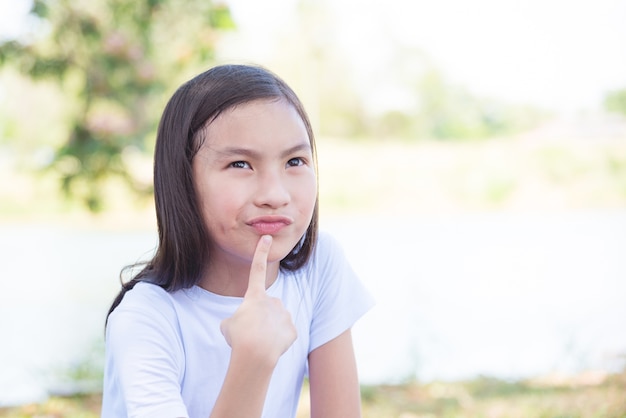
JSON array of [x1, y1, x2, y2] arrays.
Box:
[[209, 5, 236, 29], [31, 0, 49, 18]]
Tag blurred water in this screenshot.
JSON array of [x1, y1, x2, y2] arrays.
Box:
[[0, 225, 158, 406], [1, 210, 625, 405], [339, 211, 626, 383]]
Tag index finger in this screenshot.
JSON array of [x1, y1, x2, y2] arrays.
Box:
[[245, 235, 272, 297]]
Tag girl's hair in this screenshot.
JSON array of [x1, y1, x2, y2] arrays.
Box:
[[107, 64, 319, 318]]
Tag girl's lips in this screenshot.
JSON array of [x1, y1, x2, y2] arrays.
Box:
[[247, 216, 293, 235]]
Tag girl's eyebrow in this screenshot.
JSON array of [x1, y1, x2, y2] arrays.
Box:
[[280, 142, 312, 158], [217, 142, 312, 159]]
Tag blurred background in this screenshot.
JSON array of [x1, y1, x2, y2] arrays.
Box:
[[1, 0, 626, 415]]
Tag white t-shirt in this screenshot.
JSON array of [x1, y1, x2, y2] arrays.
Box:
[[101, 231, 374, 418]]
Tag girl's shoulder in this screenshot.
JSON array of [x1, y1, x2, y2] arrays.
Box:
[[111, 281, 177, 320], [299, 230, 358, 290], [313, 230, 340, 255], [310, 230, 349, 268]]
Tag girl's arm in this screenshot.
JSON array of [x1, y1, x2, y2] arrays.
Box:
[[212, 235, 297, 418], [208, 346, 276, 418], [308, 329, 362, 418]]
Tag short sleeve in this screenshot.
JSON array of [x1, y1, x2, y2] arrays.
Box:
[[308, 232, 375, 353], [102, 283, 189, 418]]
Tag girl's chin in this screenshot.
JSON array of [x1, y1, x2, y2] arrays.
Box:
[[268, 247, 295, 263], [268, 237, 301, 260]]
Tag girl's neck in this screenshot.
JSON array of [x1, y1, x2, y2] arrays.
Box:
[[199, 257, 280, 297]]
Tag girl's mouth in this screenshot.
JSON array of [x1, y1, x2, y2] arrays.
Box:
[[247, 215, 293, 235]]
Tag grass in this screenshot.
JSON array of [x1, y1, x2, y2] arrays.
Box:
[[0, 371, 624, 417], [357, 372, 626, 418], [316, 135, 626, 216]]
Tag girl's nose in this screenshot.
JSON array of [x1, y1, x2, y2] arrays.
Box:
[[254, 171, 291, 208]]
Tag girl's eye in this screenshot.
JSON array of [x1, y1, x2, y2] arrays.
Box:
[[287, 157, 304, 167], [229, 161, 250, 169]]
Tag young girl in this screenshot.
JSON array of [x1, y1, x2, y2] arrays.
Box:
[[102, 64, 374, 418]]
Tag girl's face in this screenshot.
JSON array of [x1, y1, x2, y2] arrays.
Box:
[[192, 99, 317, 270]]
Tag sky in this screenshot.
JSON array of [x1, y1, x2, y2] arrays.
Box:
[[0, 0, 32, 39], [335, 0, 626, 113], [227, 0, 626, 114], [2, 0, 626, 113]]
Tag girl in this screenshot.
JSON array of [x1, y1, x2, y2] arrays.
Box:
[[102, 64, 374, 418]]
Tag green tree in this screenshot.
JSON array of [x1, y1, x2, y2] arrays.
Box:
[[0, 0, 234, 211], [605, 88, 626, 116], [412, 69, 543, 140]]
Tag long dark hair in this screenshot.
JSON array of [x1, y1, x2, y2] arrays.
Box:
[[107, 64, 319, 319]]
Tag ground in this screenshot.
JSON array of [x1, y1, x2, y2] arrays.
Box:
[[1, 370, 625, 418]]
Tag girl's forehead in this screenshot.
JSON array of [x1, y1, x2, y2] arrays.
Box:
[[212, 97, 294, 121], [194, 98, 312, 153]]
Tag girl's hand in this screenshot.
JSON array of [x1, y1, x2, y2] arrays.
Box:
[[220, 235, 297, 366]]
